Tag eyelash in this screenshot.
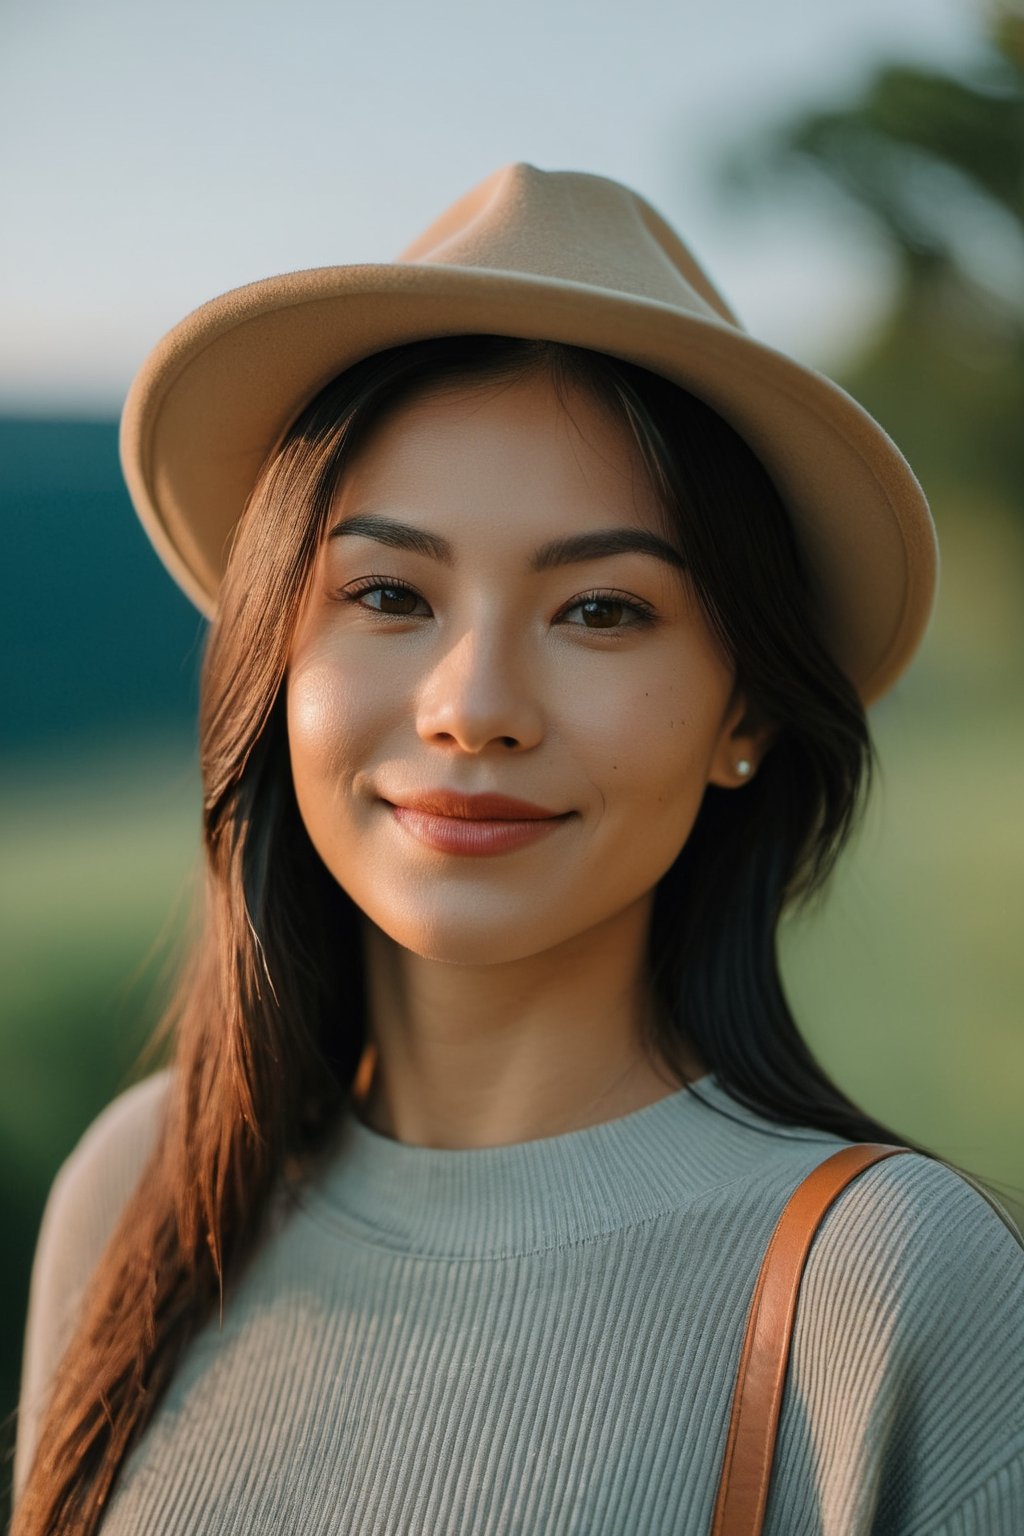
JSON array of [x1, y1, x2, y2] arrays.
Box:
[[337, 576, 658, 631]]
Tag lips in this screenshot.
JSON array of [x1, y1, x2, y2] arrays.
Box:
[[389, 790, 564, 821], [383, 789, 573, 857]]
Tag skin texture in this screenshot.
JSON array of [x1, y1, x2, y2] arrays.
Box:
[[286, 369, 772, 1149]]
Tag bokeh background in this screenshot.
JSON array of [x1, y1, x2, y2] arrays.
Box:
[[3, 0, 1023, 1517]]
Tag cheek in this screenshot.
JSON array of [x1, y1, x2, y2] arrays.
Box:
[[568, 664, 727, 816], [287, 664, 347, 783], [285, 645, 392, 814], [578, 680, 725, 903]]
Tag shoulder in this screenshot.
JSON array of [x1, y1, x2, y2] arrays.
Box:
[[15, 1070, 174, 1502], [38, 1068, 174, 1282], [673, 1083, 1022, 1294], [804, 1148, 1024, 1299], [779, 1150, 1024, 1529], [793, 1148, 1024, 1367]]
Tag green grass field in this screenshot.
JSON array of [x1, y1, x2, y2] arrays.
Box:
[[780, 698, 1024, 1203]]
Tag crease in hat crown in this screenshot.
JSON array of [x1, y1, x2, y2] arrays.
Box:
[[395, 163, 741, 326], [119, 159, 938, 706]]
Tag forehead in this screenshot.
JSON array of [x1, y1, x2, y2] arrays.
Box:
[[329, 369, 672, 543]]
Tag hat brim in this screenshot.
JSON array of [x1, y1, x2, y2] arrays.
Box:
[[119, 262, 938, 705]]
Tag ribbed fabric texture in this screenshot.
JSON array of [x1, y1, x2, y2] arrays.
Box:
[[14, 1070, 1024, 1534]]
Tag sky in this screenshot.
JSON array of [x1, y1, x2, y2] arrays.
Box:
[[1, 0, 990, 415]]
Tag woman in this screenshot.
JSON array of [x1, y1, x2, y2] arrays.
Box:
[[13, 163, 1023, 1534]]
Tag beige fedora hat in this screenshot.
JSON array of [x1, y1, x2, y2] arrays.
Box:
[[119, 160, 938, 705]]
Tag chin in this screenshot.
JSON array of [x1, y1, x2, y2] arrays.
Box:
[[363, 907, 568, 968]]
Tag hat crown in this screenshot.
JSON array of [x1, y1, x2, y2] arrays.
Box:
[[396, 162, 742, 329]]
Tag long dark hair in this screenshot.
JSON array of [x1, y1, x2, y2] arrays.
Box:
[[11, 334, 998, 1532]]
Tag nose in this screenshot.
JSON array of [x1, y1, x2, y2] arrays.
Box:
[[415, 626, 544, 753]]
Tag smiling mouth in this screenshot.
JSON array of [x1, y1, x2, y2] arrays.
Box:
[[384, 798, 574, 857]]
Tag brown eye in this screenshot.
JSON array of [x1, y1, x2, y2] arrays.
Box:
[[345, 582, 430, 616], [558, 592, 657, 632], [580, 599, 625, 628], [374, 586, 420, 615]]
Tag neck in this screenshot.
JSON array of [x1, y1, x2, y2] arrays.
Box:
[[351, 896, 705, 1149]]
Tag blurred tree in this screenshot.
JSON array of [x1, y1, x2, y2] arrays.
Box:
[[717, 0, 1024, 527]]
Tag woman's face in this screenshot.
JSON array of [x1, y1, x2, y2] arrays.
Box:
[[286, 368, 759, 966]]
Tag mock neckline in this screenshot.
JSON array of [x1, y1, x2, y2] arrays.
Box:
[[295, 1073, 842, 1259]]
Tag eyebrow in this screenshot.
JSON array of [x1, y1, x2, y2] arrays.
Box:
[[327, 514, 686, 572]]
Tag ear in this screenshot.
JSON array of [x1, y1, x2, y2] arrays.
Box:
[[705, 686, 778, 791]]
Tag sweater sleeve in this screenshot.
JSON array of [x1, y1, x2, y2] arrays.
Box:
[[765, 1150, 1024, 1536], [12, 1070, 173, 1509]]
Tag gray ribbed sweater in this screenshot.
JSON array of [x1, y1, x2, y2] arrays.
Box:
[[15, 1070, 1024, 1534]]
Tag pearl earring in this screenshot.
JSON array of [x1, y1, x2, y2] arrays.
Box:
[[735, 758, 752, 777]]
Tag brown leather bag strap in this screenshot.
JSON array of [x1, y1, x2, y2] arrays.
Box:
[[710, 1143, 913, 1536]]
